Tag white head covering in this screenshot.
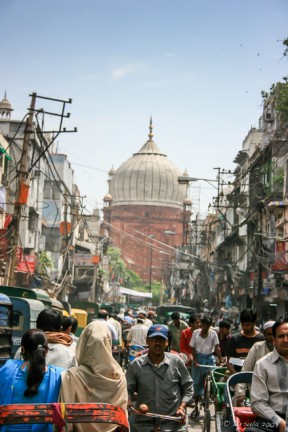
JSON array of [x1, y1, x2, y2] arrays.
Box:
[[138, 309, 147, 316], [60, 320, 128, 432], [263, 320, 275, 330]]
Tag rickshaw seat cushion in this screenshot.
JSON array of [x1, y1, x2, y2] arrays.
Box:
[[234, 407, 256, 432], [234, 407, 256, 424]]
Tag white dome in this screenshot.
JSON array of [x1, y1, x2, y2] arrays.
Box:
[[109, 122, 187, 209]]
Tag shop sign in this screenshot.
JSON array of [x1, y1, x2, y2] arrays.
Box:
[[17, 255, 36, 273], [271, 241, 288, 271]]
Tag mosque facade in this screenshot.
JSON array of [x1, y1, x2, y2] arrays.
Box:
[[102, 120, 192, 285]]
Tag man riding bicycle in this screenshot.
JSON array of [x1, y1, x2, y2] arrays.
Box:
[[189, 315, 223, 419]]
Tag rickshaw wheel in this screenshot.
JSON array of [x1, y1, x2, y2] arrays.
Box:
[[202, 408, 211, 432]]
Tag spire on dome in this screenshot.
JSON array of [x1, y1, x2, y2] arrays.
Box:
[[134, 118, 166, 156], [148, 117, 154, 141]]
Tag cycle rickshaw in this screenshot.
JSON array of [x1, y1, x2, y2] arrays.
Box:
[[214, 371, 255, 432], [202, 366, 229, 432], [0, 403, 129, 432]]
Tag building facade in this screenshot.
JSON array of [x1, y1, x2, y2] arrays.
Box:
[[102, 120, 191, 285]]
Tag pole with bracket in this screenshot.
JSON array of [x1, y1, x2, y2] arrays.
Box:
[[5, 93, 37, 286]]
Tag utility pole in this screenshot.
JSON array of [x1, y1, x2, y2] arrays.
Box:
[[60, 200, 69, 301], [5, 93, 36, 286], [4, 92, 76, 287], [148, 235, 155, 292], [256, 205, 264, 324]]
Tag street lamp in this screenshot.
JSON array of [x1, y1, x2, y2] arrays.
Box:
[[178, 175, 218, 189]]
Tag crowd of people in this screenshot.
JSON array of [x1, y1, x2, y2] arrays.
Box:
[[0, 305, 287, 432]]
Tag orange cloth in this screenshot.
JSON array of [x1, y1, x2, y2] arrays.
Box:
[[46, 332, 73, 346]]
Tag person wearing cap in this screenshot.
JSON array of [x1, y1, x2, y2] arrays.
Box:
[[168, 311, 189, 353], [126, 323, 193, 432], [243, 320, 275, 370], [138, 310, 153, 328], [246, 318, 288, 432]]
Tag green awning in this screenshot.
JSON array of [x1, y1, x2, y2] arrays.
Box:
[[0, 146, 12, 161]]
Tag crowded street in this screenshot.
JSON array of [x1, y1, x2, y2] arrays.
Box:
[[1, 1, 287, 431]]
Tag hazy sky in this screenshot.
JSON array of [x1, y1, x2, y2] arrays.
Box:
[[1, 0, 287, 216]]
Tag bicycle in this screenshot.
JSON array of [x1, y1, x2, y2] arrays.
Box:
[[202, 365, 228, 432]]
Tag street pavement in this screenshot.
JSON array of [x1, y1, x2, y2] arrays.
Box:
[[187, 404, 216, 432]]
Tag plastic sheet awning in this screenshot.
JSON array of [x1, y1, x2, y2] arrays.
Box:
[[119, 287, 152, 298]]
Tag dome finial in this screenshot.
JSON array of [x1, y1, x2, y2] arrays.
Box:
[[148, 116, 154, 141]]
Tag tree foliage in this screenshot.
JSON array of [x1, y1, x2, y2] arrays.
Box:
[[107, 246, 144, 287], [261, 40, 288, 122], [261, 77, 288, 121], [106, 246, 167, 305], [283, 38, 288, 58], [36, 251, 54, 280]]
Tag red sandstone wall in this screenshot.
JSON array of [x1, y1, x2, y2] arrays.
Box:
[[103, 204, 188, 282]]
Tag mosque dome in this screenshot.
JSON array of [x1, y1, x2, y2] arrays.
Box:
[[0, 93, 13, 119], [109, 120, 187, 209]]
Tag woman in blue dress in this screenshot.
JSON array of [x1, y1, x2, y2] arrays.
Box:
[[0, 328, 62, 432]]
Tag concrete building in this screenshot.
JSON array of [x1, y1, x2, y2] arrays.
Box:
[[0, 94, 82, 294], [0, 94, 49, 286]]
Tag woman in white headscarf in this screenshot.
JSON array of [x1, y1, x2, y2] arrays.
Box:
[[60, 320, 128, 432]]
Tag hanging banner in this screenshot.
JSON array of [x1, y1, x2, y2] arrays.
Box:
[[271, 241, 288, 271], [17, 255, 36, 273]]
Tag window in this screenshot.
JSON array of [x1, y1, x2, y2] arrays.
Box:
[[43, 180, 61, 200]]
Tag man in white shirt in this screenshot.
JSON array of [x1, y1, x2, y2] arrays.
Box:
[[15, 308, 77, 369], [126, 318, 148, 347], [108, 312, 123, 345], [189, 315, 223, 418]]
